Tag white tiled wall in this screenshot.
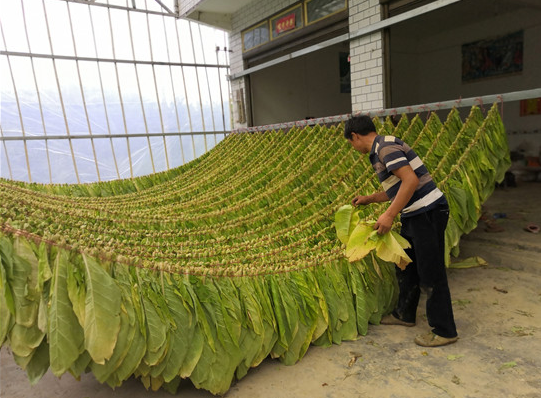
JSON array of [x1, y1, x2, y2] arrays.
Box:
[[230, 0, 298, 73]]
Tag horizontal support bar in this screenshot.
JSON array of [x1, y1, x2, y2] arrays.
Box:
[[62, 0, 177, 18], [373, 88, 541, 116], [0, 131, 229, 141], [4, 89, 539, 139], [232, 88, 541, 132], [0, 51, 228, 69]]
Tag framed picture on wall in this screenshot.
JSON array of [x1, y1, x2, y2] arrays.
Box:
[[520, 98, 541, 116], [461, 30, 523, 82]]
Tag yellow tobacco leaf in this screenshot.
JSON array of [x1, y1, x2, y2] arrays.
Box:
[[374, 231, 412, 270], [345, 223, 377, 262]]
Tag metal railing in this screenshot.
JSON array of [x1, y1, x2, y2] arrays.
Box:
[[232, 89, 541, 133]]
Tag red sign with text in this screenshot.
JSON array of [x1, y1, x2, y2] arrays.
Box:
[[275, 13, 296, 34]]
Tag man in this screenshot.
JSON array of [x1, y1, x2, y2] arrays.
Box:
[[344, 115, 458, 347]]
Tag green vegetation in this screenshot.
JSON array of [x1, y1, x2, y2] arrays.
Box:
[[0, 104, 509, 394]]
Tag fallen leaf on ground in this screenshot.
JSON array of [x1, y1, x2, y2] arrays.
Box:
[[499, 361, 517, 371], [510, 326, 534, 336], [514, 309, 533, 317], [365, 340, 380, 347], [493, 286, 508, 294], [449, 256, 488, 269], [347, 351, 363, 367]]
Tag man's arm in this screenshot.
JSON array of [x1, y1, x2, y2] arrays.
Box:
[[351, 191, 389, 206], [374, 165, 419, 234]]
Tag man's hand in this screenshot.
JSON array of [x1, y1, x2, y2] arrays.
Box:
[[374, 212, 394, 235], [351, 195, 370, 206], [371, 165, 419, 235], [351, 191, 389, 207]]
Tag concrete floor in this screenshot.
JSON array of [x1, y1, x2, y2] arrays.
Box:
[[1, 181, 540, 398]]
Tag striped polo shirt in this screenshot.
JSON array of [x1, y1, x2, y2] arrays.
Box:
[[369, 135, 447, 217]]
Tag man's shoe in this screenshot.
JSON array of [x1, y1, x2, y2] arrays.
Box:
[[380, 314, 415, 327], [414, 332, 458, 347]]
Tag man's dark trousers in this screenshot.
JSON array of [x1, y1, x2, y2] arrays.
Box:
[[392, 204, 458, 338]]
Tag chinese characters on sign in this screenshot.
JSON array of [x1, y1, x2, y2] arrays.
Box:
[[241, 0, 348, 52], [276, 13, 296, 34], [271, 5, 302, 40]]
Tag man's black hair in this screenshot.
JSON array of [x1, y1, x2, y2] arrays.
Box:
[[344, 115, 376, 140]]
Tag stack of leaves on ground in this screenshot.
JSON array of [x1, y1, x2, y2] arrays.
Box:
[[0, 103, 509, 394]]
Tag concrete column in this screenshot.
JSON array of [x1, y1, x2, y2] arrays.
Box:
[[228, 30, 249, 129], [348, 0, 384, 113]]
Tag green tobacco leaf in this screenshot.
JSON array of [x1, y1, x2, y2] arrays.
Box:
[[279, 273, 319, 365], [9, 323, 44, 358], [66, 260, 86, 328], [234, 328, 263, 380], [0, 290, 13, 346], [449, 256, 487, 269], [160, 275, 195, 383], [13, 237, 39, 297], [269, 277, 298, 356], [347, 262, 376, 335], [0, 242, 15, 344], [25, 339, 49, 385], [91, 285, 135, 383], [190, 338, 232, 396], [49, 251, 84, 376], [9, 250, 38, 328], [107, 313, 139, 385], [0, 237, 15, 316], [36, 243, 52, 292], [334, 204, 360, 245], [111, 284, 146, 383], [179, 324, 204, 378], [82, 254, 121, 365], [185, 277, 215, 352], [37, 289, 49, 334], [141, 293, 168, 367], [68, 351, 91, 380]]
